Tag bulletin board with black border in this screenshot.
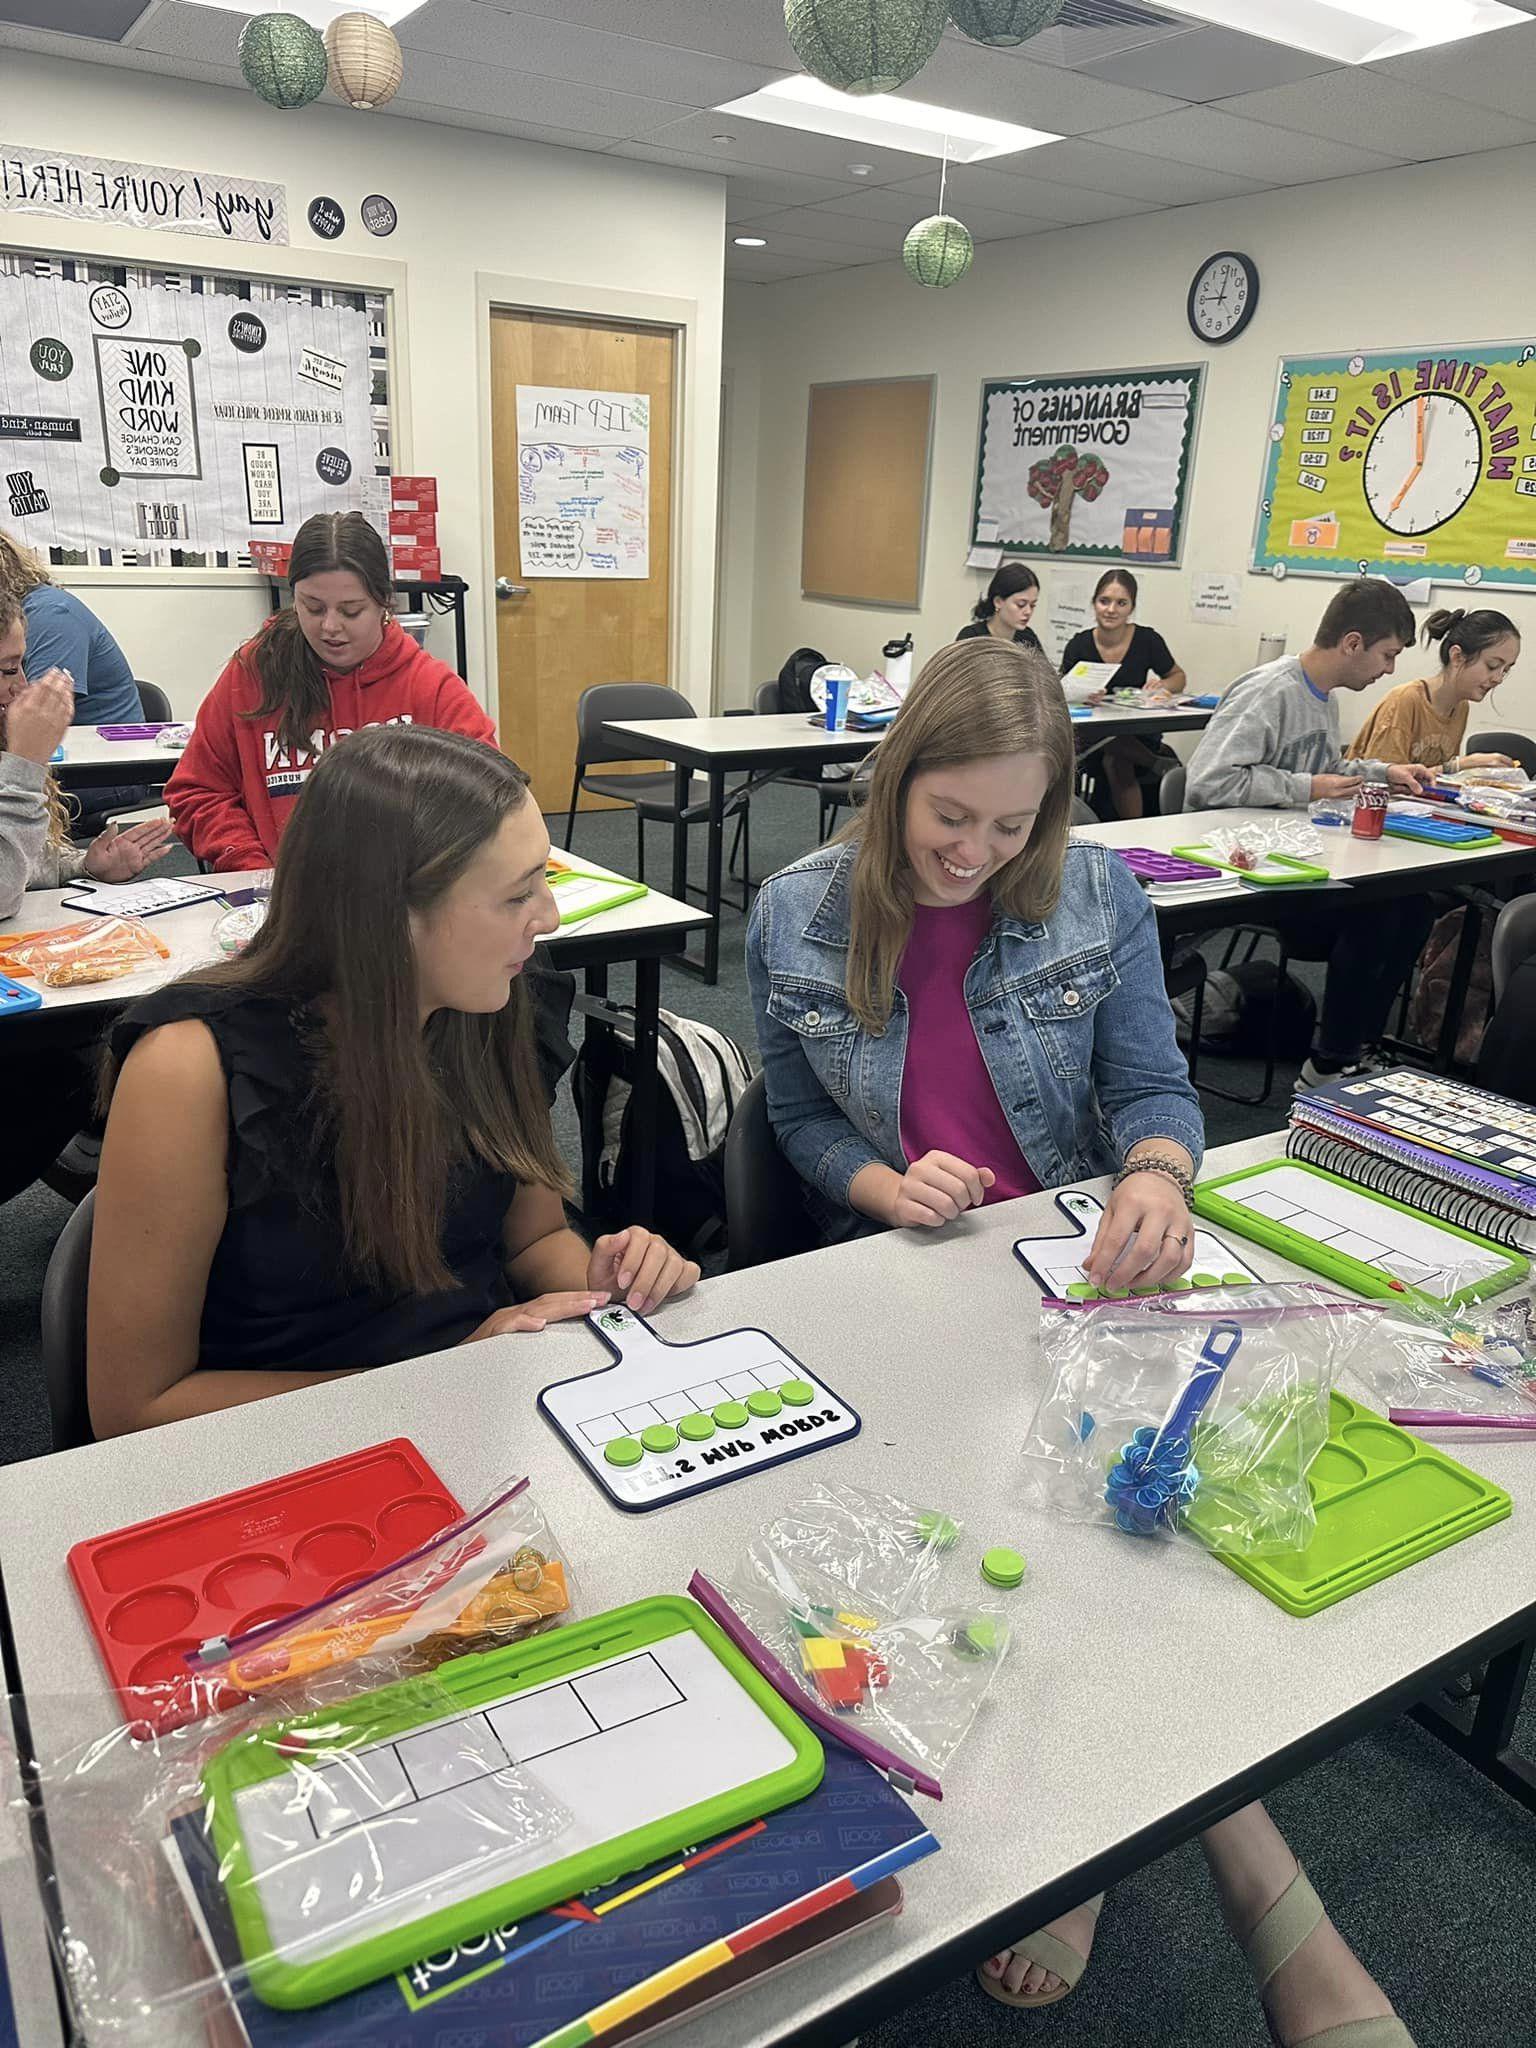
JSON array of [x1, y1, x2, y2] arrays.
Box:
[[0, 245, 394, 567], [1252, 339, 1536, 591]]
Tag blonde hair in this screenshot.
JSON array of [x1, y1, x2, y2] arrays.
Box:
[[841, 638, 1076, 1030], [0, 587, 71, 852], [0, 530, 50, 609]]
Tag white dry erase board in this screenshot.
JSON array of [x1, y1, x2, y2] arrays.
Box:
[[539, 1306, 860, 1513], [1013, 1190, 1264, 1301]]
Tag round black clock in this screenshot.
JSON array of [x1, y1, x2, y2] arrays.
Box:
[[1188, 250, 1259, 345]]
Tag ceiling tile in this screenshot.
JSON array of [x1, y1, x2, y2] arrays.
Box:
[[0, 16, 239, 86], [471, 0, 800, 69], [993, 136, 1273, 203], [802, 185, 933, 226], [630, 108, 936, 184], [382, 100, 617, 154], [1376, 19, 1536, 125], [1079, 24, 1337, 101], [614, 150, 852, 208], [734, 225, 893, 264], [887, 164, 1156, 224], [725, 247, 849, 281], [120, 0, 243, 61], [894, 35, 1189, 137], [1097, 106, 1403, 183], [1214, 68, 1536, 160], [358, 47, 697, 137], [0, 0, 148, 32], [736, 209, 907, 251], [400, 1, 787, 110]]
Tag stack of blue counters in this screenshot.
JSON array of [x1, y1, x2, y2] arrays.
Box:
[[1105, 1425, 1200, 1535]]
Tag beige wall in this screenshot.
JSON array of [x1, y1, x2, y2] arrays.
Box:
[[1, 50, 725, 720], [721, 140, 1536, 746]]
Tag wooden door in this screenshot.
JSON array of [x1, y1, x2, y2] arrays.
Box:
[[490, 310, 673, 814]]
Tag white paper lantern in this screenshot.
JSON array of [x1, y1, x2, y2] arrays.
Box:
[[325, 11, 404, 111]]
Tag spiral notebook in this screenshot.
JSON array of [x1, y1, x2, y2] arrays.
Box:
[[1289, 1068, 1536, 1252]]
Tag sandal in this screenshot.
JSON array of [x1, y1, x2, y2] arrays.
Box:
[[976, 1892, 1103, 2010], [1244, 1868, 1415, 2048]]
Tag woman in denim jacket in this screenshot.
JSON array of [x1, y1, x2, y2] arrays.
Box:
[[747, 637, 1203, 1289], [745, 641, 1417, 2045]]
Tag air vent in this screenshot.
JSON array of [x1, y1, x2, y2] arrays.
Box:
[[0, 1, 152, 37], [1015, 0, 1194, 66]]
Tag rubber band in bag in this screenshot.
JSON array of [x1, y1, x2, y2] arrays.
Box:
[[1023, 1286, 1354, 1555]]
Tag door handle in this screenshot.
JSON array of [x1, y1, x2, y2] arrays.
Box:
[[496, 577, 530, 600]]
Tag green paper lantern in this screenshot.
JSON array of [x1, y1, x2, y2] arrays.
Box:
[[948, 0, 1063, 47], [903, 214, 974, 288], [239, 12, 329, 110], [785, 0, 948, 95]]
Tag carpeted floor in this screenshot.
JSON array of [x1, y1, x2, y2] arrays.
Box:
[[1, 786, 1530, 2045]]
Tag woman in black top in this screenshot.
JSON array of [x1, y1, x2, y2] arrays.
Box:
[[1060, 569, 1187, 820], [957, 562, 1044, 656], [88, 724, 698, 1436]]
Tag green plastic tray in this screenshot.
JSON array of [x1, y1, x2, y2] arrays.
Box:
[[1218, 1391, 1512, 1617], [1169, 846, 1331, 885]]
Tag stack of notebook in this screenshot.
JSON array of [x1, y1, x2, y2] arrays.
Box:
[[1288, 1068, 1536, 1253]]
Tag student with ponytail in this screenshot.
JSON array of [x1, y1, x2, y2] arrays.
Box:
[[1350, 607, 1520, 772], [167, 512, 497, 870]]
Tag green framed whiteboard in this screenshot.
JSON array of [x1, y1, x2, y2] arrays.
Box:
[[203, 1594, 823, 2009]]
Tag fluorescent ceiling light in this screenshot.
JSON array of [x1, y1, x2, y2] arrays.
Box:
[[733, 236, 768, 247], [711, 77, 1057, 163], [188, 0, 427, 26], [1162, 1, 1524, 64]]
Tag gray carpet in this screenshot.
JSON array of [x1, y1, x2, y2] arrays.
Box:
[[1, 788, 1531, 2045]]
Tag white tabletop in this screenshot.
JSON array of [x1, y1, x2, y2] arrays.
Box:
[[1079, 805, 1536, 885], [603, 712, 880, 760], [0, 858, 705, 1016], [55, 727, 181, 778], [1072, 702, 1213, 732], [3, 1135, 1532, 2047]]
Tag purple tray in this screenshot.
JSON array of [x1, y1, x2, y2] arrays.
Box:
[[1116, 846, 1223, 884], [94, 723, 171, 740]]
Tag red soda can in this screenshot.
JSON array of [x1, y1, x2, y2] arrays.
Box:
[[1351, 781, 1387, 840]]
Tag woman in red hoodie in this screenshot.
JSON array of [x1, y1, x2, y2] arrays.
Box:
[[168, 511, 497, 870]]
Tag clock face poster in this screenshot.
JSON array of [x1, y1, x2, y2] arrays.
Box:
[[1253, 341, 1536, 590]]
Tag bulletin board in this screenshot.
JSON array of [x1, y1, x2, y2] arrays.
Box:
[[971, 365, 1203, 565], [802, 376, 933, 608], [1252, 340, 1536, 590], [0, 246, 393, 569]]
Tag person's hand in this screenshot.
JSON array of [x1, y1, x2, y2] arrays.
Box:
[[1387, 762, 1434, 795], [83, 817, 175, 882], [460, 1292, 609, 1340], [2, 669, 74, 765], [587, 1227, 700, 1313], [1085, 1172, 1194, 1291], [887, 1150, 994, 1228], [1459, 752, 1516, 771], [1310, 772, 1364, 802]]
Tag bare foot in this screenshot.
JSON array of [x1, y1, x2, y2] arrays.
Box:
[[981, 1897, 1102, 2001]]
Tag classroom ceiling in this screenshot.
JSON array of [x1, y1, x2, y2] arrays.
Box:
[[4, 0, 1536, 282]]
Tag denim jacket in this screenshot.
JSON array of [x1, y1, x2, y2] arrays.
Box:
[[745, 838, 1204, 1216]]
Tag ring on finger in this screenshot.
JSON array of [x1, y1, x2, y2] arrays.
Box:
[[1162, 1230, 1189, 1245]]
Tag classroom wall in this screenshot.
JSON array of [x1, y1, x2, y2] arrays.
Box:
[[721, 141, 1536, 744], [2, 50, 725, 721]]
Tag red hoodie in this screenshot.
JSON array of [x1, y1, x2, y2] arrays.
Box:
[[167, 620, 498, 871]]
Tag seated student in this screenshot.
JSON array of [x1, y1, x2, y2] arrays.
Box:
[[0, 595, 171, 1206], [89, 724, 697, 1436], [167, 511, 497, 871], [0, 530, 144, 727], [1186, 578, 1435, 1087], [1061, 569, 1186, 821], [956, 562, 1045, 655], [1351, 607, 1520, 773], [747, 637, 1204, 1278]]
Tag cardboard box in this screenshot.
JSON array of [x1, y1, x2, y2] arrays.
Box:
[[247, 540, 292, 577], [388, 509, 437, 544], [390, 475, 438, 512], [391, 545, 442, 582]]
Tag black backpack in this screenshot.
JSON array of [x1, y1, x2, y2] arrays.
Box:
[[573, 1007, 755, 1261], [776, 646, 828, 716]]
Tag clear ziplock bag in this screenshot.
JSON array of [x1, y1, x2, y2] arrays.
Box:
[[1022, 1286, 1355, 1555], [1333, 1295, 1536, 1434]]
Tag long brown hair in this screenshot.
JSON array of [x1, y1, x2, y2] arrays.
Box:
[[247, 512, 393, 757], [107, 724, 569, 1295], [841, 639, 1075, 1030], [0, 529, 50, 608], [0, 589, 71, 852]]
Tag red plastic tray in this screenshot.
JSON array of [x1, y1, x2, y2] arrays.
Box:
[[68, 1438, 461, 1732]]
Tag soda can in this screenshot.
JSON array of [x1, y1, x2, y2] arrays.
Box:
[[1351, 780, 1388, 840]]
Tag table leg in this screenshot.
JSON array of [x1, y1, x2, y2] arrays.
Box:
[[703, 767, 725, 985], [578, 965, 609, 1216], [629, 956, 661, 1226], [453, 589, 468, 681], [1410, 1633, 1536, 1818], [670, 764, 689, 906], [1436, 900, 1483, 1071]]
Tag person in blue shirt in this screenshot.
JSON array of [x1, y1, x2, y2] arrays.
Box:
[[0, 532, 144, 727]]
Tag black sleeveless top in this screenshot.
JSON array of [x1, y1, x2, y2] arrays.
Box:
[[108, 985, 520, 1374]]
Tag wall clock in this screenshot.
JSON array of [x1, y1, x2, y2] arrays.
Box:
[[1188, 250, 1259, 345]]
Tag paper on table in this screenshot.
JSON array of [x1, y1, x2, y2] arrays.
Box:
[[1061, 660, 1120, 705], [61, 877, 224, 917]]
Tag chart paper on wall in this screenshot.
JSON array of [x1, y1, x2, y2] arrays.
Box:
[[515, 384, 649, 579]]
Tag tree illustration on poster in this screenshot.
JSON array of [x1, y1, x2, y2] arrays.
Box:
[[972, 365, 1203, 565]]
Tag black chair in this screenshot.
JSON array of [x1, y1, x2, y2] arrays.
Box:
[[40, 1188, 96, 1452], [756, 681, 856, 841], [1491, 893, 1536, 1003], [565, 683, 751, 910], [1477, 897, 1536, 1102], [724, 1071, 820, 1272], [135, 679, 173, 723], [1466, 729, 1536, 780]]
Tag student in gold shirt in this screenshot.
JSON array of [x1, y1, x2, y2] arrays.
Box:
[[1350, 607, 1520, 772]]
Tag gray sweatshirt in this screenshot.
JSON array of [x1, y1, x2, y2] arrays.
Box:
[[0, 752, 87, 919], [1185, 655, 1390, 811]]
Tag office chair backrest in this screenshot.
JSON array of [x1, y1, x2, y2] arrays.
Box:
[[724, 1071, 820, 1272], [40, 1188, 96, 1451], [1160, 763, 1188, 815], [134, 680, 173, 723], [1491, 894, 1536, 1004], [574, 683, 694, 771], [754, 681, 780, 715], [1466, 729, 1536, 781], [1069, 797, 1096, 826]]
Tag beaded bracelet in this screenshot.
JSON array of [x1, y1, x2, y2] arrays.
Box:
[[1113, 1154, 1194, 1207]]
